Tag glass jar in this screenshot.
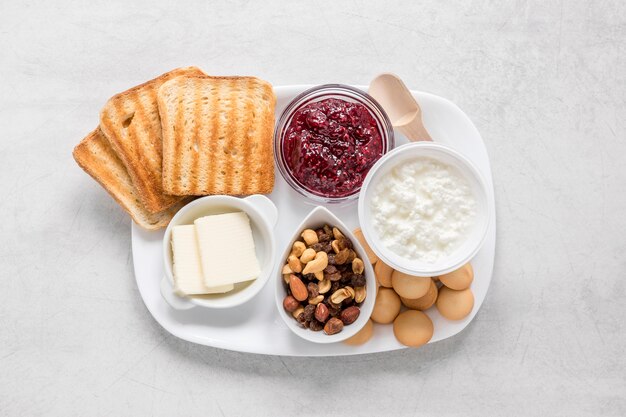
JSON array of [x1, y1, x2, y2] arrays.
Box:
[[274, 84, 394, 204]]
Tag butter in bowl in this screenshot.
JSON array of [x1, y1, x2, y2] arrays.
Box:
[[161, 195, 277, 309]]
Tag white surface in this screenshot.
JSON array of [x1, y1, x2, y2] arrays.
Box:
[[359, 142, 491, 276], [1, 1, 625, 416], [131, 85, 495, 354]]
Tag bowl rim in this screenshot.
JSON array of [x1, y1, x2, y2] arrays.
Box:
[[274, 206, 377, 343], [162, 195, 276, 309], [273, 83, 395, 204], [358, 142, 492, 277]]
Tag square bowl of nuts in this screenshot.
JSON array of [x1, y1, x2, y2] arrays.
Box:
[[275, 206, 376, 343]]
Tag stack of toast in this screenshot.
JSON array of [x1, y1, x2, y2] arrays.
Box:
[[73, 67, 276, 230]]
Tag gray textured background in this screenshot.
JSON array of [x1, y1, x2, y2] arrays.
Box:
[[1, 1, 625, 416]]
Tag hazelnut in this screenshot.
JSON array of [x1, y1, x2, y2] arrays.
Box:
[[283, 295, 300, 313], [339, 306, 360, 325], [315, 303, 330, 322], [323, 317, 344, 335]]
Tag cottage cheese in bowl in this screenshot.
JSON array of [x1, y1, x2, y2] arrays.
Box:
[[370, 157, 476, 263], [358, 142, 490, 277]]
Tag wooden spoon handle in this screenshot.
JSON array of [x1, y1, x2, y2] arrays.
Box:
[[400, 117, 432, 142]]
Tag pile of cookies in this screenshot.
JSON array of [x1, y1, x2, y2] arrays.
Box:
[[346, 229, 475, 347]]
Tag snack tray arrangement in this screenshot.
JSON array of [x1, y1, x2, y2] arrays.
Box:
[[131, 84, 496, 356]]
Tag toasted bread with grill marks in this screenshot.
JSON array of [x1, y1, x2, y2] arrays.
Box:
[[157, 75, 275, 196], [99, 67, 206, 213], [72, 128, 188, 230]]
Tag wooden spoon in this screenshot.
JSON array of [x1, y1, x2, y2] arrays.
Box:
[[369, 73, 432, 142]]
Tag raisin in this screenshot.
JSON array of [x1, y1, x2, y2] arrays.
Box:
[[325, 300, 341, 317], [303, 304, 316, 321], [302, 273, 316, 282], [307, 282, 319, 298], [310, 243, 325, 252], [296, 312, 307, 327], [351, 274, 366, 287], [324, 265, 338, 274], [309, 319, 324, 332], [326, 271, 342, 282]]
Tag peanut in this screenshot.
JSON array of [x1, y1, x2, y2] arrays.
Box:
[[318, 278, 331, 294], [330, 288, 352, 304], [308, 295, 324, 305], [354, 286, 366, 303], [345, 286, 356, 299], [352, 258, 364, 274], [292, 307, 304, 319]]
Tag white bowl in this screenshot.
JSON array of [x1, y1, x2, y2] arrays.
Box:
[[274, 206, 376, 344], [358, 142, 491, 277], [161, 194, 277, 309]]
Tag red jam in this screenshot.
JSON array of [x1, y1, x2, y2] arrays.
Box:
[[283, 98, 384, 198]]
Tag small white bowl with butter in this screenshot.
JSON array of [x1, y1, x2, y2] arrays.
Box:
[[161, 194, 277, 309], [358, 142, 491, 277]]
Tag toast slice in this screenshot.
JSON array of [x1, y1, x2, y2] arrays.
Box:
[[72, 128, 187, 230], [99, 66, 206, 213], [158, 75, 276, 196]]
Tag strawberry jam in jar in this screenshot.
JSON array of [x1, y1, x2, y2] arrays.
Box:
[[275, 85, 393, 203]]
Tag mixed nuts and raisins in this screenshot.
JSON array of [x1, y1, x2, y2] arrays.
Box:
[[282, 224, 367, 335]]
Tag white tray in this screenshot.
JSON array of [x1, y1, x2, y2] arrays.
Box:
[[131, 85, 496, 356]]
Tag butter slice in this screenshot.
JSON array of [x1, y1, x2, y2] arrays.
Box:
[[194, 212, 260, 287], [171, 225, 234, 295]]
